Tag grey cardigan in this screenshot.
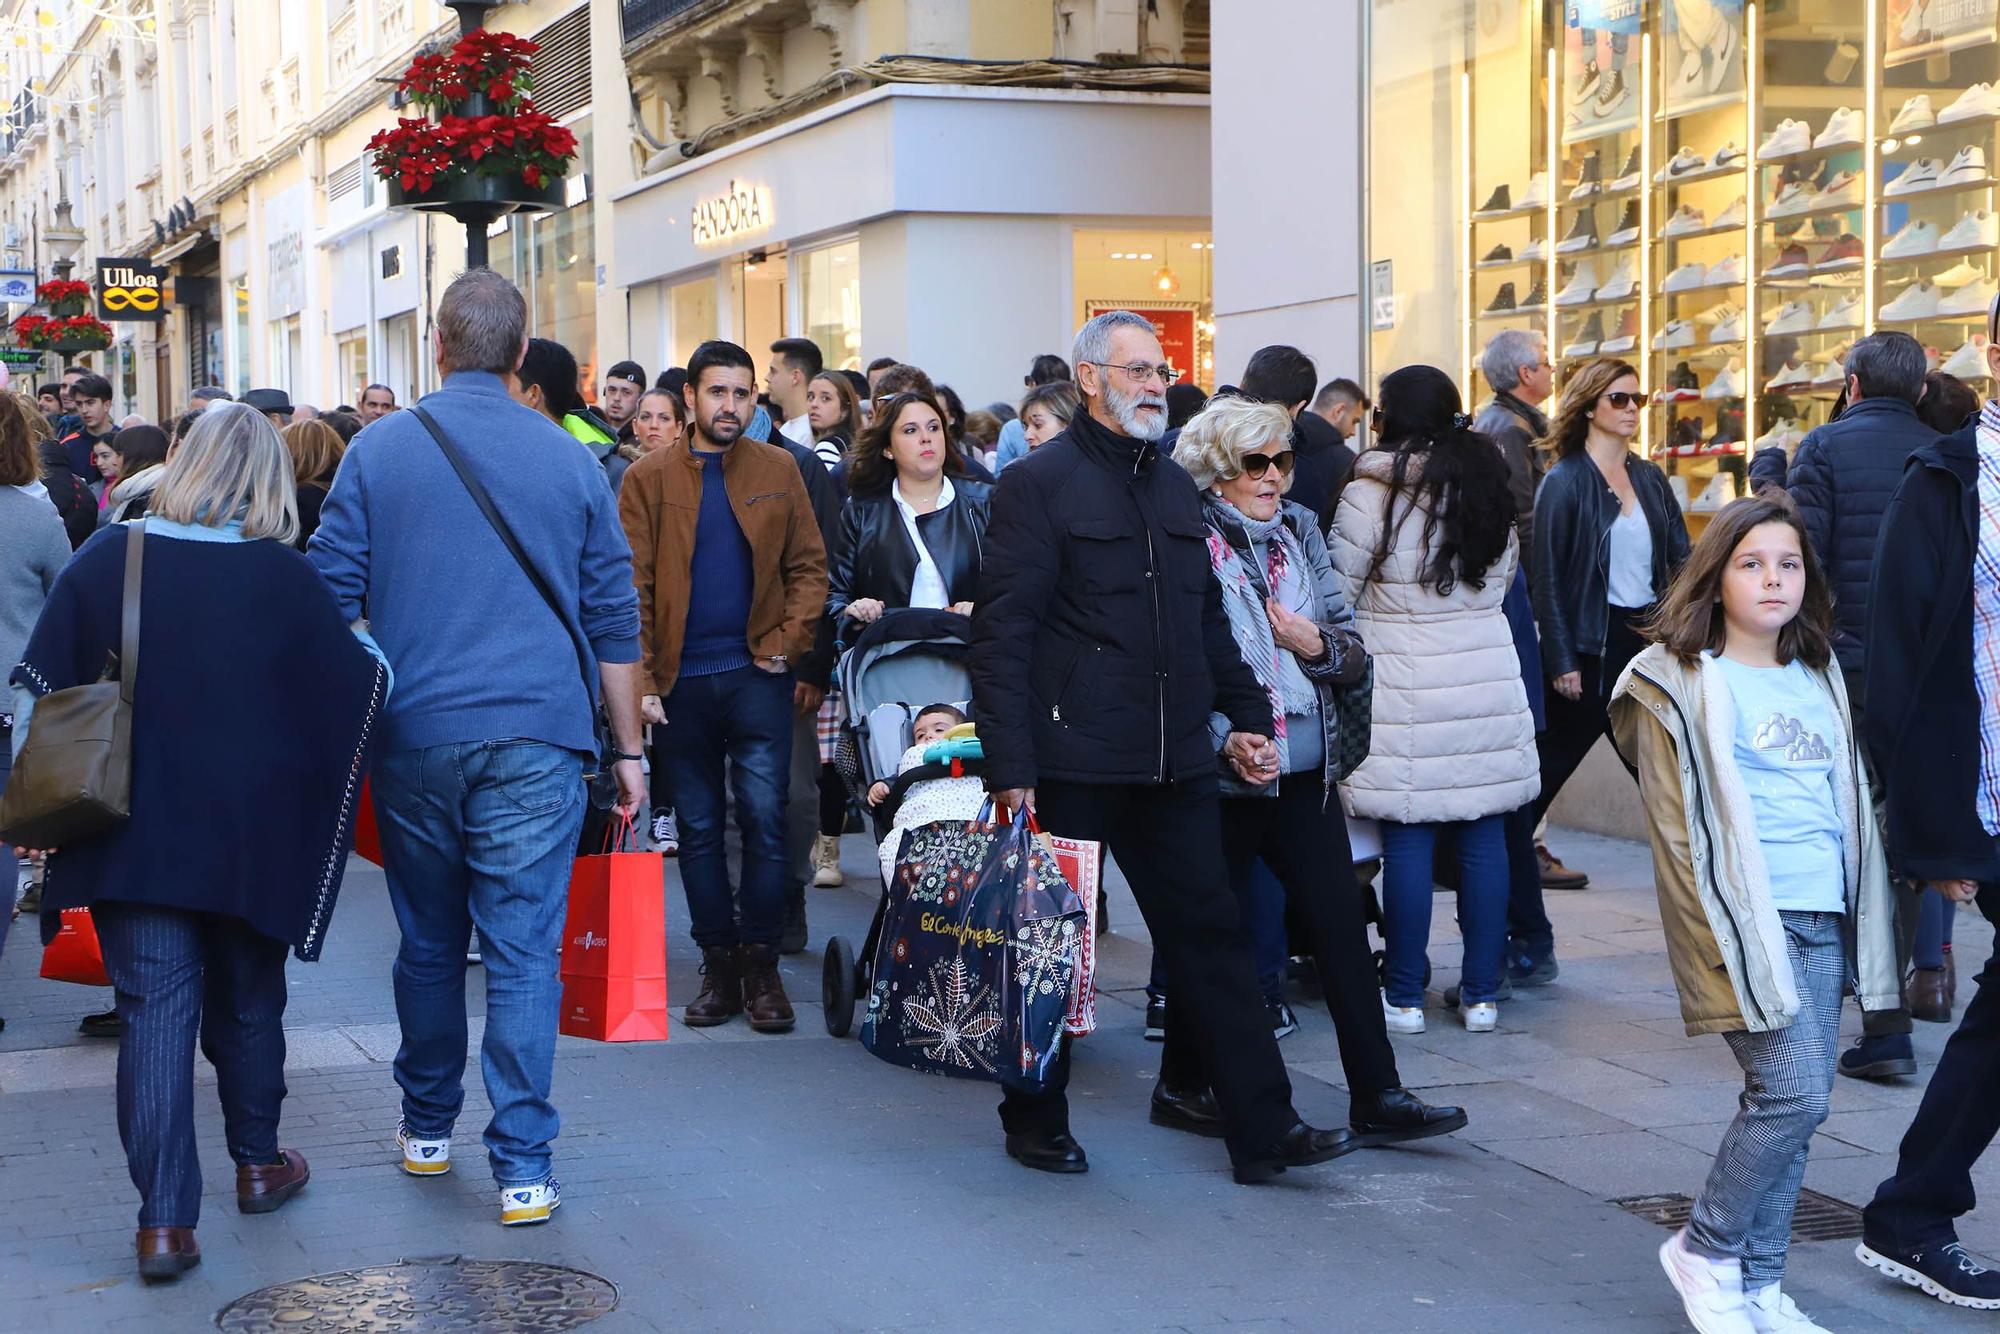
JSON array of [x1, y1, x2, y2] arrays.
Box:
[[0, 485, 72, 709]]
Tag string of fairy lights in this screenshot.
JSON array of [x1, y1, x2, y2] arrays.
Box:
[[0, 1, 160, 121]]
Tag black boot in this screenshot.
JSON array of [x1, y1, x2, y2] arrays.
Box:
[[1149, 1081, 1225, 1138], [1349, 1088, 1469, 1146], [683, 946, 743, 1027], [1005, 1129, 1089, 1174]]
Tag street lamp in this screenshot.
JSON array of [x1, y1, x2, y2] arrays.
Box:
[[44, 197, 83, 282]]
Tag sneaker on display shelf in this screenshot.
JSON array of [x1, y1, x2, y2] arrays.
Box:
[[1765, 300, 1817, 336], [1809, 171, 1861, 209], [1932, 258, 1986, 289], [1519, 236, 1548, 263], [1607, 200, 1641, 247], [1882, 218, 1942, 258], [1882, 281, 1942, 323], [1940, 145, 1991, 189], [1710, 196, 1747, 231], [1567, 150, 1603, 200], [1693, 299, 1741, 326], [1662, 416, 1704, 458], [1757, 118, 1812, 160], [1939, 81, 2000, 124], [1656, 147, 1705, 183], [1555, 211, 1598, 254], [1942, 337, 1991, 379], [1939, 279, 1997, 317], [1710, 313, 1744, 343], [1887, 158, 1944, 196], [1599, 309, 1640, 354], [1664, 262, 1708, 293], [1610, 147, 1642, 193], [1810, 359, 1849, 390], [1519, 171, 1551, 210], [1555, 260, 1600, 307], [1939, 210, 1999, 252], [1817, 294, 1862, 330], [1482, 283, 1519, 316], [1764, 362, 1813, 392], [1705, 255, 1744, 287], [1712, 140, 1745, 169], [1691, 473, 1739, 513], [1703, 360, 1745, 400], [1474, 183, 1515, 216], [1661, 362, 1702, 402], [1813, 107, 1865, 150], [1752, 419, 1802, 454], [1890, 93, 1937, 134], [1662, 204, 1707, 237], [1519, 278, 1547, 309], [1478, 242, 1514, 266], [1561, 312, 1605, 359], [1766, 181, 1811, 217], [1813, 233, 1864, 270], [1595, 258, 1639, 301], [1654, 319, 1697, 350], [1763, 243, 1811, 278]]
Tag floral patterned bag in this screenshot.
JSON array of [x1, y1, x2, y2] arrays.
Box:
[[862, 805, 1085, 1091]]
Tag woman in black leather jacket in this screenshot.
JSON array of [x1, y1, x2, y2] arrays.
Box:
[[1530, 357, 1689, 827], [827, 390, 992, 627]]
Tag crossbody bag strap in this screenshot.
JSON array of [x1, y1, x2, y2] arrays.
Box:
[[410, 404, 594, 689], [120, 519, 145, 706]]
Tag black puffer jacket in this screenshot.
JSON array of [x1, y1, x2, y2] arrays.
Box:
[[1532, 449, 1689, 679], [827, 479, 991, 623], [1788, 395, 1936, 678], [971, 410, 1272, 790]]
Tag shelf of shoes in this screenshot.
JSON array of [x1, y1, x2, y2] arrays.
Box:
[[1873, 81, 2000, 355]]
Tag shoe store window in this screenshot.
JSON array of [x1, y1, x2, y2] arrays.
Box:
[[797, 239, 862, 374], [490, 119, 598, 393], [1073, 228, 1216, 390], [1369, 1, 2000, 535]]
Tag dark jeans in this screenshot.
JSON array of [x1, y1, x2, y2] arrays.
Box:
[[1380, 816, 1510, 1006], [94, 902, 289, 1228], [647, 725, 674, 815], [1865, 885, 2000, 1249], [1533, 606, 1648, 824], [1915, 888, 1956, 971], [665, 666, 795, 949], [999, 779, 1298, 1164], [1503, 802, 1553, 965], [0, 730, 13, 965], [1214, 782, 1401, 1102], [1852, 682, 1922, 1040]]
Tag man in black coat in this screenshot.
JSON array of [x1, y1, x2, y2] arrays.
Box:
[[1787, 332, 1937, 1082], [1239, 344, 1353, 525], [1853, 393, 2000, 1310], [778, 431, 845, 952], [972, 310, 1364, 1183]]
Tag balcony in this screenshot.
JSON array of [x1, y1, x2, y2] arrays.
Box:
[[330, 7, 360, 88], [224, 107, 240, 159], [621, 0, 720, 46], [203, 127, 216, 173]]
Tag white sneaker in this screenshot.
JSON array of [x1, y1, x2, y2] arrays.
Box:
[[1712, 141, 1745, 170], [1556, 260, 1600, 307], [1519, 236, 1548, 263], [1752, 419, 1801, 453], [1939, 210, 1999, 253], [398, 1122, 452, 1176], [1461, 1001, 1498, 1032], [1766, 300, 1816, 336], [1887, 157, 1943, 196], [1595, 259, 1638, 301], [1382, 994, 1425, 1035], [1661, 1231, 1757, 1332], [1809, 171, 1860, 209], [649, 809, 679, 855], [1940, 279, 1997, 318], [1693, 300, 1741, 326], [811, 832, 844, 887], [1941, 145, 1991, 188], [1940, 82, 2000, 125], [1816, 294, 1862, 330], [1890, 93, 1936, 134], [1656, 147, 1705, 183], [1942, 336, 1990, 379], [1711, 314, 1743, 343], [1882, 281, 1942, 322], [1764, 362, 1813, 392], [1744, 1283, 1831, 1333], [1813, 107, 1863, 150], [1654, 319, 1697, 351], [1663, 204, 1708, 237], [1706, 256, 1744, 287], [1758, 119, 1811, 161], [1934, 258, 1986, 289], [1518, 171, 1550, 210], [1766, 181, 1811, 217], [1704, 361, 1745, 400], [1664, 262, 1708, 293], [1883, 219, 1942, 258], [1810, 359, 1849, 390], [1712, 196, 1747, 230], [499, 1178, 562, 1227]]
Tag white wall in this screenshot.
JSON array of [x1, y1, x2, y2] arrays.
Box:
[[894, 214, 1074, 406], [1209, 0, 1364, 386]]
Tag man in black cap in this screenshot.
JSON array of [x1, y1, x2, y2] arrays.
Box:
[[602, 361, 646, 445], [241, 388, 294, 430]]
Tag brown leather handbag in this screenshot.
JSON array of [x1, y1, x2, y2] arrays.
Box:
[[0, 520, 144, 847]]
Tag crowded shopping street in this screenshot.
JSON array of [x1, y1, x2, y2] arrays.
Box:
[[10, 1, 2000, 1331]]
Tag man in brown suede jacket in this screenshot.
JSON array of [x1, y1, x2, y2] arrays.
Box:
[[619, 339, 826, 1032]]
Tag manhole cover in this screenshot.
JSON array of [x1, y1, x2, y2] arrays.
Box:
[[1612, 1188, 1863, 1242], [216, 1256, 618, 1332]]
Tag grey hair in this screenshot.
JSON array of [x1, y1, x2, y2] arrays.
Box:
[[1844, 331, 1927, 405], [436, 268, 528, 376], [1171, 395, 1295, 494], [149, 400, 300, 544], [1072, 310, 1159, 373], [1480, 329, 1546, 396]]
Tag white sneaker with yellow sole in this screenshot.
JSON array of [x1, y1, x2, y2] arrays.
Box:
[[397, 1122, 451, 1176], [500, 1178, 562, 1227]]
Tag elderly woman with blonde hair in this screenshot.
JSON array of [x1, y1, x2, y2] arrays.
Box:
[[8, 401, 390, 1283], [1148, 394, 1468, 1149]]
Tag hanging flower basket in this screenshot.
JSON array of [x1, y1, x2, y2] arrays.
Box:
[[38, 279, 91, 319], [14, 312, 112, 353]]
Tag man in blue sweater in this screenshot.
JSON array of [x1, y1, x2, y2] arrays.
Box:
[[308, 268, 645, 1230]]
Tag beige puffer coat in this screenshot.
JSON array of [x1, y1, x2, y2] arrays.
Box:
[[1330, 449, 1540, 824]]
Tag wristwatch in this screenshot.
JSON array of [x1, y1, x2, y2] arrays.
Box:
[[608, 750, 644, 763]]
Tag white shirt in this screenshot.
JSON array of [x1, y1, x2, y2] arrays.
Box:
[[1606, 503, 1655, 609], [780, 414, 813, 448], [892, 476, 955, 610]]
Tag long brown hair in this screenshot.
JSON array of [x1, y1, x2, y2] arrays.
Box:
[[848, 390, 964, 496], [809, 370, 862, 446], [1539, 357, 1639, 459], [283, 418, 347, 488], [1643, 490, 1833, 668], [0, 391, 39, 486]]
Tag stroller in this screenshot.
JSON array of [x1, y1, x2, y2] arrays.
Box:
[[822, 607, 985, 1037]]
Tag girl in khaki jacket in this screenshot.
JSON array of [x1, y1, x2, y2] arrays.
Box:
[[1609, 494, 1898, 1334]]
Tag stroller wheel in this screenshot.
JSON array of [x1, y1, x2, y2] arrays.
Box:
[[823, 935, 858, 1037]]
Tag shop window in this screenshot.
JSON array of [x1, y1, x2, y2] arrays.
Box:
[[336, 330, 368, 408], [382, 311, 420, 406], [229, 276, 251, 396], [735, 247, 787, 370], [798, 240, 862, 372], [487, 118, 598, 388], [668, 274, 719, 371], [1071, 227, 1215, 389]]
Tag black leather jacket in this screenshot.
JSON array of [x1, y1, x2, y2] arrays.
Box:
[[1531, 449, 1689, 679], [827, 480, 992, 625]]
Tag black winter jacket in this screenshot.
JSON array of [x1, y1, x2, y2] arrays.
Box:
[[1289, 410, 1356, 527], [971, 410, 1272, 790], [827, 479, 992, 623], [1531, 449, 1689, 679], [778, 435, 844, 689], [1865, 424, 2000, 883], [1788, 395, 1936, 678], [1472, 392, 1547, 561]]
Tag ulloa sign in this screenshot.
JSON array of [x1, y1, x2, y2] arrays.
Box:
[[97, 258, 168, 322], [690, 179, 774, 249]]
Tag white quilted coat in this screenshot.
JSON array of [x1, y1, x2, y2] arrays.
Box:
[[1330, 450, 1540, 824]]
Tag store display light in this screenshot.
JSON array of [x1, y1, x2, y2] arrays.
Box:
[[1152, 263, 1179, 295]]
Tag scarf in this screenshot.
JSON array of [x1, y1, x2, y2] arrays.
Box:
[[1202, 495, 1320, 762], [1971, 401, 2000, 835]]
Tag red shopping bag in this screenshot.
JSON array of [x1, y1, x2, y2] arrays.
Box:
[[40, 906, 111, 987], [352, 776, 384, 866], [559, 814, 669, 1042], [1042, 834, 1103, 1037]]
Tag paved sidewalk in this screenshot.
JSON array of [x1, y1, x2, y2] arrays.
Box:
[[0, 828, 1989, 1331]]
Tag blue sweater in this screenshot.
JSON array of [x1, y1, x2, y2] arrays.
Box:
[[308, 371, 641, 755], [680, 451, 754, 677]]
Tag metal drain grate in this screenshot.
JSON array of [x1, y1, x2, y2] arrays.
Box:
[[216, 1256, 618, 1332], [1612, 1188, 1864, 1242]]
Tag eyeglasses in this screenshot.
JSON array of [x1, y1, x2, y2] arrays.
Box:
[[1601, 391, 1649, 409], [1237, 450, 1295, 479], [1085, 360, 1182, 387]]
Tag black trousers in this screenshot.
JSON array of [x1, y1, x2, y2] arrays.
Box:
[[998, 778, 1298, 1162], [1864, 885, 2000, 1248], [1851, 682, 1921, 1039], [1531, 606, 1648, 824], [1208, 781, 1400, 1104]]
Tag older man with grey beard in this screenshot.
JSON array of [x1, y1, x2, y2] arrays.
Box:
[[970, 310, 1374, 1183]]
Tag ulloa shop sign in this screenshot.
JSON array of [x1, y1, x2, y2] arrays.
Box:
[[97, 258, 168, 322], [690, 179, 774, 249]]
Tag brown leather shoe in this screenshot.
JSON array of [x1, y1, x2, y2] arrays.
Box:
[[1536, 843, 1590, 890], [237, 1147, 310, 1214], [684, 945, 743, 1027], [136, 1227, 200, 1283], [1909, 967, 1953, 1024], [741, 944, 796, 1033]]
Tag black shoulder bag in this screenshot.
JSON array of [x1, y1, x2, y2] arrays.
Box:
[[411, 406, 618, 815]]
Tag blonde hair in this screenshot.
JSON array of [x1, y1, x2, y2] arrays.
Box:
[[12, 391, 51, 442], [1171, 395, 1296, 493], [282, 418, 346, 488], [150, 401, 300, 543]]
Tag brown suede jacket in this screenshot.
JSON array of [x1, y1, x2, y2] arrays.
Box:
[[618, 438, 828, 698]]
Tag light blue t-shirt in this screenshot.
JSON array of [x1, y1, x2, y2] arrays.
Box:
[[1711, 653, 1845, 913]]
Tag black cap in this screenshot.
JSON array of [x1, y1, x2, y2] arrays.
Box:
[[606, 360, 646, 387], [242, 387, 294, 415]]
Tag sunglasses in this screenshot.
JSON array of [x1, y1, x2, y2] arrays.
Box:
[[1238, 450, 1296, 479], [1601, 391, 1649, 409]]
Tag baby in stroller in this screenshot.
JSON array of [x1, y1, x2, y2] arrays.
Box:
[[866, 702, 988, 884]]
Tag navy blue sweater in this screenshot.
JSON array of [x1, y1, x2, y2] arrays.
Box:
[[680, 451, 754, 677]]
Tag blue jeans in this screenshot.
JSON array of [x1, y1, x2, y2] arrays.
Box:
[[1914, 887, 1956, 971], [1380, 816, 1509, 1006], [0, 731, 13, 964], [372, 739, 586, 1186], [663, 667, 794, 950]]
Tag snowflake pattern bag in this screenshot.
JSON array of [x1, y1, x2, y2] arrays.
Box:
[[862, 806, 1086, 1091]]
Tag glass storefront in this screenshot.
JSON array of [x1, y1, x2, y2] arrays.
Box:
[[798, 239, 862, 372], [336, 329, 368, 409], [667, 273, 717, 369], [492, 118, 598, 396], [1369, 0, 1999, 522], [1072, 227, 1216, 388]]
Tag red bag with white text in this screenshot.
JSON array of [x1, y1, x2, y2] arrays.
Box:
[[40, 906, 111, 987], [559, 814, 669, 1042]]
